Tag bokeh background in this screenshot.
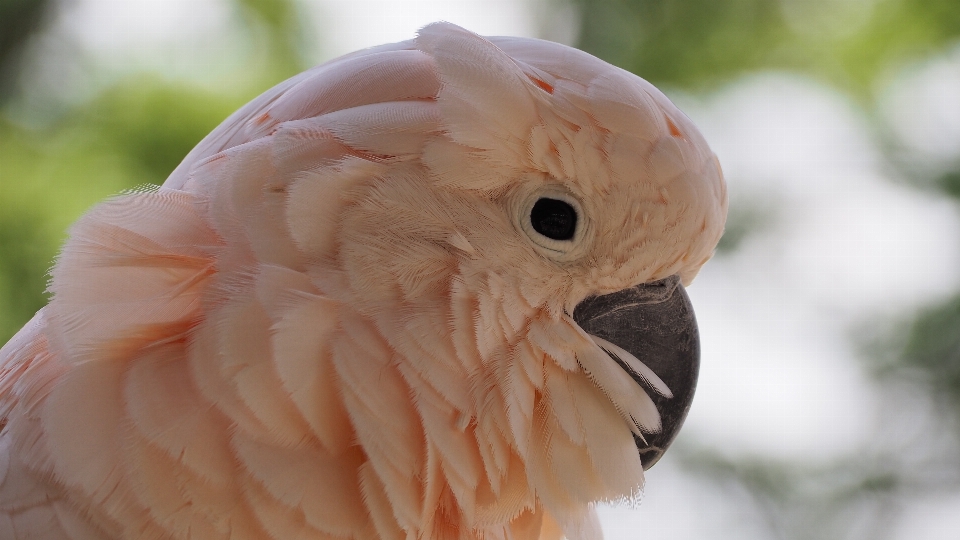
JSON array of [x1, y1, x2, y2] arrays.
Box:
[[2, 0, 960, 538]]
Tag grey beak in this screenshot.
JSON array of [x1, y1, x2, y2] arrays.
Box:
[[572, 275, 700, 470]]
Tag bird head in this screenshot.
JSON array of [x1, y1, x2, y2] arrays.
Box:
[[165, 21, 726, 536], [322, 20, 724, 452]]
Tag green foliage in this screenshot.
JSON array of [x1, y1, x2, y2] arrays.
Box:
[[235, 0, 310, 80], [82, 78, 241, 184], [573, 0, 960, 95], [893, 295, 960, 408], [575, 0, 784, 90], [0, 0, 307, 343], [939, 168, 960, 200], [0, 208, 53, 341]]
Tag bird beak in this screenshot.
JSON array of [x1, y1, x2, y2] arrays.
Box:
[[572, 275, 700, 470]]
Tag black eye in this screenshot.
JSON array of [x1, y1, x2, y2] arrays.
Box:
[[530, 197, 577, 241]]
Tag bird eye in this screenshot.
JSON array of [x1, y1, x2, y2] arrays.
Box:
[[530, 198, 577, 241], [515, 187, 588, 260]]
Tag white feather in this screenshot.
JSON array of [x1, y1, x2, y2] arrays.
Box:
[[588, 334, 672, 398]]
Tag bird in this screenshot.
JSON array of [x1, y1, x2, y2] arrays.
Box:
[[0, 22, 726, 540]]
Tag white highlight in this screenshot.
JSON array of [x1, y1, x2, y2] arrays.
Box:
[[305, 0, 537, 61]]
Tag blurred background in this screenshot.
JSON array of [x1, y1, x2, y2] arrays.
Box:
[[1, 0, 960, 538]]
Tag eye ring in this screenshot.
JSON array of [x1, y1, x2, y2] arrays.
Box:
[[517, 187, 589, 259]]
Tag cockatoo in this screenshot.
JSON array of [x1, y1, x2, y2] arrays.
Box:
[[0, 22, 726, 540]]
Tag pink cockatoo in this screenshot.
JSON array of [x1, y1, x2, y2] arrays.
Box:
[[0, 22, 726, 540]]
